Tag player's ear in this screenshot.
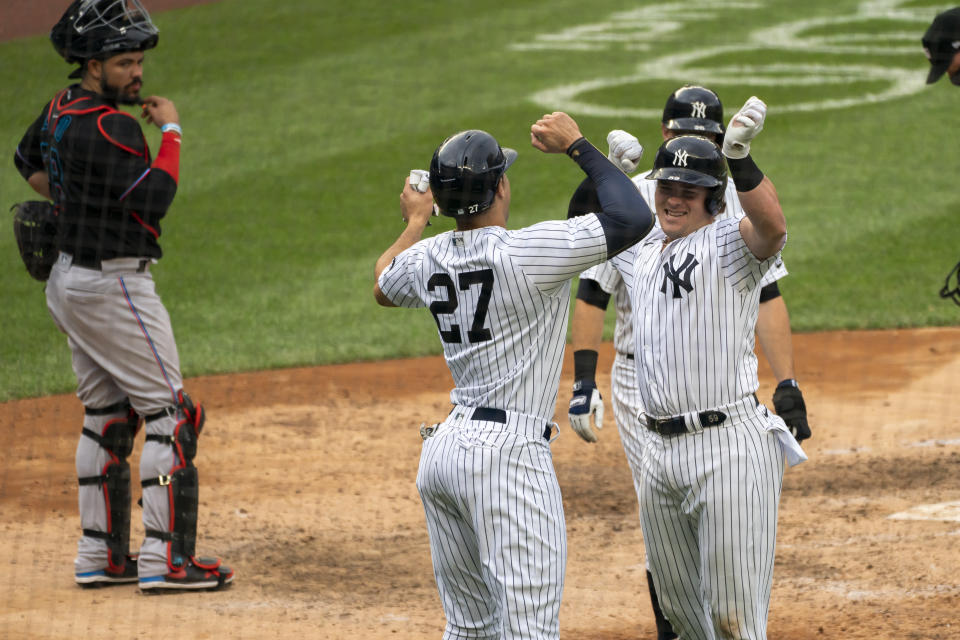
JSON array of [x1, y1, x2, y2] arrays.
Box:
[[496, 175, 510, 199], [86, 59, 102, 81]]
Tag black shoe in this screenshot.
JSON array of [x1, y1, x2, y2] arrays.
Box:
[[76, 554, 138, 588], [139, 557, 234, 592]]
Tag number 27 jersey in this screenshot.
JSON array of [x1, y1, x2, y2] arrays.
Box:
[[377, 215, 608, 421]]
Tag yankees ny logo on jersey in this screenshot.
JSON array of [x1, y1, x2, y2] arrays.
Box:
[[661, 252, 698, 298], [673, 149, 689, 167], [691, 101, 707, 119]]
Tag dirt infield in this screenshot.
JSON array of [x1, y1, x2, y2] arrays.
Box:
[[1, 327, 958, 639]]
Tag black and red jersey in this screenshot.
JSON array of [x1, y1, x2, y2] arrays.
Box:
[[15, 85, 179, 263]]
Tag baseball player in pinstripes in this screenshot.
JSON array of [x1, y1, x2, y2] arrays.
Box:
[[602, 97, 807, 640], [373, 113, 654, 639], [566, 86, 810, 639]]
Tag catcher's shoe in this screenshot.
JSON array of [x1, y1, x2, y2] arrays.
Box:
[[75, 554, 139, 587], [139, 557, 234, 592]]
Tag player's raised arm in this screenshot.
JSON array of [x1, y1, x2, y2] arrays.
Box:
[[531, 112, 654, 257], [721, 97, 786, 260], [373, 176, 435, 306]]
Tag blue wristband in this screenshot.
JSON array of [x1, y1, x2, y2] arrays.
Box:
[[161, 123, 182, 135]]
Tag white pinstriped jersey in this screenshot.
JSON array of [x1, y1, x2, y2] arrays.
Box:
[[580, 172, 787, 357], [610, 216, 782, 417], [378, 214, 608, 420]]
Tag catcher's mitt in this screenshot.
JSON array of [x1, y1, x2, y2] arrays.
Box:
[[11, 201, 58, 281]]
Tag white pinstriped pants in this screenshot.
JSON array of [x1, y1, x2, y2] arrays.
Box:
[[639, 406, 785, 640], [416, 410, 565, 639], [610, 353, 649, 511]]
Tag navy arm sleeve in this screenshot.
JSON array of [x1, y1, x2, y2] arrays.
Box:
[[567, 176, 603, 219], [567, 138, 653, 257], [568, 177, 612, 308]]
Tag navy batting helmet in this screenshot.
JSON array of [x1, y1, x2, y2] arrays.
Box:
[[662, 85, 724, 137], [647, 135, 727, 216], [429, 130, 517, 217], [51, 0, 159, 77]]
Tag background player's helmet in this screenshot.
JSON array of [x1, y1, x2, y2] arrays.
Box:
[[429, 130, 517, 217], [647, 135, 728, 216], [662, 85, 725, 137], [51, 0, 159, 76]]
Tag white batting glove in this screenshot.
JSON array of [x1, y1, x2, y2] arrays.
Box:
[[409, 169, 430, 193], [568, 380, 604, 443], [606, 129, 644, 174], [409, 169, 440, 217], [721, 96, 767, 159]]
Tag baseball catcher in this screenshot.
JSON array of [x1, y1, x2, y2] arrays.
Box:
[[13, 0, 233, 591]]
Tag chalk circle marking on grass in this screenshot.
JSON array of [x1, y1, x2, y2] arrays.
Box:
[[518, 0, 935, 117]]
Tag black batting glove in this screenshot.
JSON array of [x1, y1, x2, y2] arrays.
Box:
[[772, 380, 811, 443]]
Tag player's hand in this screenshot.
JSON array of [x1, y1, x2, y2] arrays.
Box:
[[140, 96, 179, 129], [722, 96, 766, 159], [606, 129, 644, 174], [772, 384, 811, 443], [568, 379, 604, 443], [531, 112, 584, 153], [401, 175, 435, 227]]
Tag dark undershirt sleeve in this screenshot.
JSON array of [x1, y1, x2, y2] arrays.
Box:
[[759, 281, 781, 303], [576, 277, 612, 309], [14, 109, 48, 181]]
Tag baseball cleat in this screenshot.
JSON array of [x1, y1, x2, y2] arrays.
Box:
[[75, 555, 139, 588], [139, 557, 234, 592]]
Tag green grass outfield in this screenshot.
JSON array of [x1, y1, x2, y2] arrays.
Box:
[[1, 0, 958, 401]]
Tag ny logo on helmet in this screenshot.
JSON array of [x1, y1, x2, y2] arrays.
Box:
[[672, 149, 689, 167], [691, 101, 707, 119]]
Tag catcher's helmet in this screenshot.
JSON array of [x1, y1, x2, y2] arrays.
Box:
[[647, 135, 727, 215], [429, 130, 517, 217], [662, 85, 724, 137], [51, 0, 159, 76]]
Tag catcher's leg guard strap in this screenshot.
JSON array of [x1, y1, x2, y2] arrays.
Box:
[[77, 403, 140, 572], [142, 465, 198, 566], [141, 390, 205, 569]]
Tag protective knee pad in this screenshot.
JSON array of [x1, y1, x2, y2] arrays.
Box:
[[142, 389, 206, 570], [79, 401, 140, 572]]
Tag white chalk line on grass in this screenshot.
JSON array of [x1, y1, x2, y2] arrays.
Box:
[[515, 0, 954, 116]]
